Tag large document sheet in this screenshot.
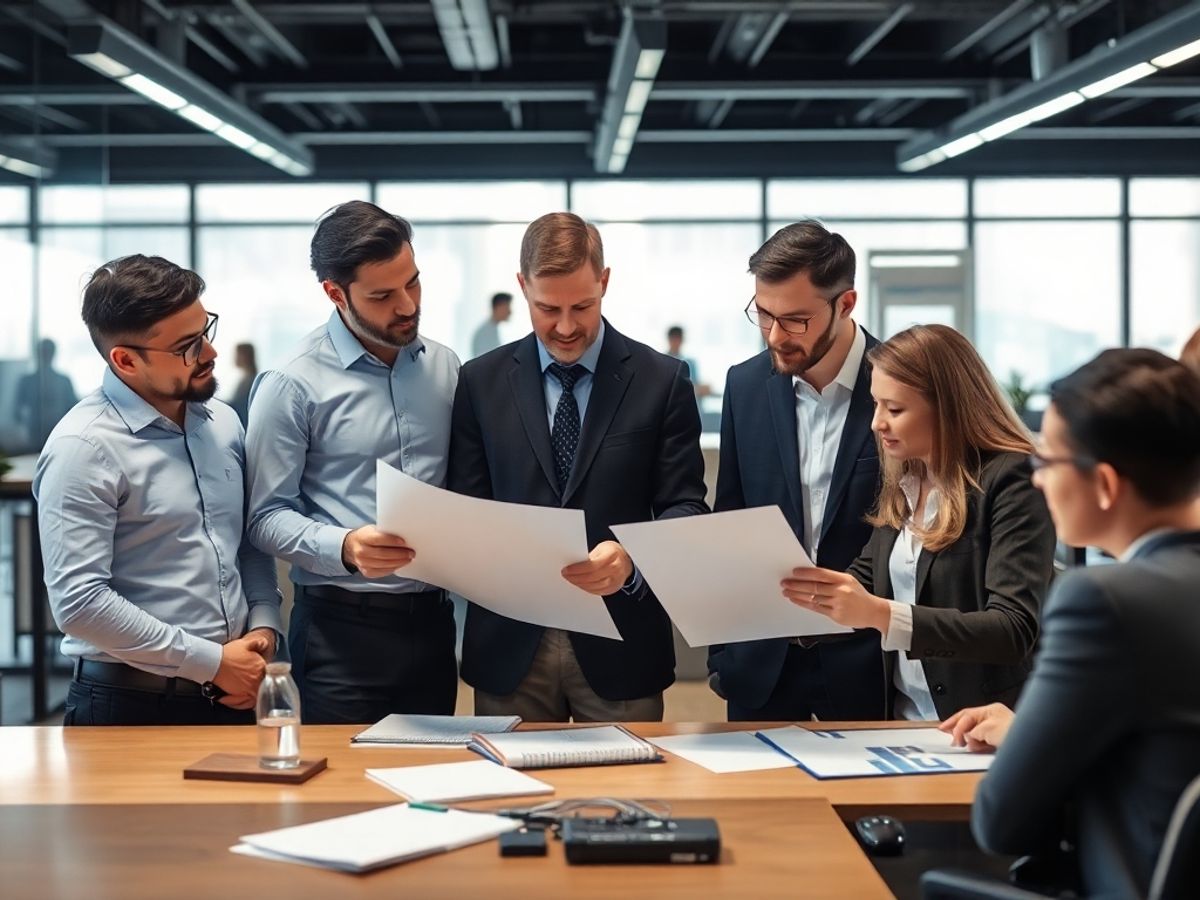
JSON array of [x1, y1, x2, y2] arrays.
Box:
[[756, 726, 996, 779], [648, 731, 798, 774], [375, 461, 621, 640], [611, 506, 851, 647]]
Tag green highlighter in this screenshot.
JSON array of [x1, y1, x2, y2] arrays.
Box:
[[409, 802, 450, 813]]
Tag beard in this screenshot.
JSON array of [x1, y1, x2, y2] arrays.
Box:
[[181, 361, 218, 402], [770, 306, 839, 377], [344, 293, 420, 349]]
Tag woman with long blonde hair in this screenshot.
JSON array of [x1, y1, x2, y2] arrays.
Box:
[[783, 324, 1056, 720]]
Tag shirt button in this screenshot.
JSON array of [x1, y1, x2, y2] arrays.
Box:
[[934, 683, 946, 695]]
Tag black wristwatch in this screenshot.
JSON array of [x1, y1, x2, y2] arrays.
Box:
[[201, 681, 226, 702]]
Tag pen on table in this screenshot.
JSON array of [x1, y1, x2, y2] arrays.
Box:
[[409, 802, 450, 812]]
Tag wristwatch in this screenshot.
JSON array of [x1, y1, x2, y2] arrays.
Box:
[[200, 681, 226, 702]]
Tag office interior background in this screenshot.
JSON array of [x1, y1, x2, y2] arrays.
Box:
[[1, 0, 1199, 723]]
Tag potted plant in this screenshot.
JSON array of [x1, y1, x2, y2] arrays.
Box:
[[1004, 371, 1043, 433], [0, 452, 11, 479]]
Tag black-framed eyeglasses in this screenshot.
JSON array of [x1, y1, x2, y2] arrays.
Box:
[[121, 313, 218, 367], [743, 290, 847, 336], [1030, 450, 1095, 472]]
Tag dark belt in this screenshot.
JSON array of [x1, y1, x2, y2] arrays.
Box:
[[302, 583, 447, 615], [74, 659, 204, 696], [789, 632, 863, 649]]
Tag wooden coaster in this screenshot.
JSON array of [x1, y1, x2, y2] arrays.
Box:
[[183, 753, 328, 784]]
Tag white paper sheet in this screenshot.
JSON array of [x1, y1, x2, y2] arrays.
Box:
[[611, 506, 851, 646], [376, 461, 621, 640], [231, 804, 519, 872], [366, 760, 554, 803], [756, 725, 996, 779], [648, 731, 798, 774]]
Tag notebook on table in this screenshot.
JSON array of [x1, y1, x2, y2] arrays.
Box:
[[366, 760, 554, 803], [467, 724, 662, 769], [351, 714, 522, 746]]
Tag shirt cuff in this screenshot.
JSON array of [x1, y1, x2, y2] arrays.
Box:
[[880, 601, 915, 652], [317, 524, 354, 577], [246, 602, 284, 647], [177, 633, 224, 685], [619, 565, 644, 596]]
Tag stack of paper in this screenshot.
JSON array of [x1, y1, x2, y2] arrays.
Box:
[[756, 726, 995, 779], [351, 714, 521, 746], [648, 731, 797, 774], [469, 725, 661, 769], [366, 760, 554, 803], [230, 804, 519, 873]]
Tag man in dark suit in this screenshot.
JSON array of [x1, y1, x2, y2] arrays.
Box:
[[944, 349, 1200, 897], [708, 220, 886, 721], [448, 212, 708, 722]]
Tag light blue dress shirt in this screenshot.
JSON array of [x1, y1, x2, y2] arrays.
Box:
[[33, 368, 282, 684], [246, 311, 460, 591]]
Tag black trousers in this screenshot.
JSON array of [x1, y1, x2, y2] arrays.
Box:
[[726, 643, 834, 722], [288, 584, 458, 724], [63, 678, 254, 726]]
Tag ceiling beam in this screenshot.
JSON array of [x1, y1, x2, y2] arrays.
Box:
[[941, 0, 1033, 62], [365, 11, 403, 68], [231, 0, 308, 68], [847, 2, 914, 67], [250, 83, 598, 103]]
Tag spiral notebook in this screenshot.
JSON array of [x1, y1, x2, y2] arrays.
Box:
[[467, 724, 662, 769], [351, 714, 522, 746]]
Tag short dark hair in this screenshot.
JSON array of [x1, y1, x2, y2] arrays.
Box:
[[748, 219, 855, 291], [491, 292, 513, 309], [81, 254, 205, 355], [1050, 348, 1200, 507], [310, 200, 413, 286], [667, 325, 684, 340]]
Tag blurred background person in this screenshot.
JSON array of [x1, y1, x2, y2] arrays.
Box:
[[471, 291, 513, 358]]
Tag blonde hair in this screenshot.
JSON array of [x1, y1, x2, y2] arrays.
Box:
[[520, 212, 604, 278], [865, 324, 1034, 551]]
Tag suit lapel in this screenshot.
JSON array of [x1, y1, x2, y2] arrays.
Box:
[[877, 529, 898, 598], [914, 545, 936, 602], [562, 323, 633, 504], [820, 333, 877, 540], [767, 370, 805, 535], [508, 336, 559, 497]]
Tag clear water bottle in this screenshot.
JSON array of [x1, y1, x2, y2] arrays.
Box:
[[257, 661, 301, 769]]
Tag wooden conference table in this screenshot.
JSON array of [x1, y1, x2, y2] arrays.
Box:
[[0, 720, 986, 899]]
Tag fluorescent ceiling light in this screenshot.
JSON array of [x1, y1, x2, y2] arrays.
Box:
[[1152, 37, 1200, 68], [624, 79, 654, 116], [0, 155, 44, 178], [635, 48, 664, 80], [617, 113, 641, 141], [68, 19, 313, 177], [978, 91, 1083, 141], [938, 133, 983, 158], [1079, 62, 1159, 99], [0, 139, 55, 179], [120, 73, 186, 110], [612, 136, 634, 156]]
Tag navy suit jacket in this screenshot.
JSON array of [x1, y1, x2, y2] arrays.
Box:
[[972, 531, 1200, 897], [447, 321, 709, 701], [707, 330, 887, 717]]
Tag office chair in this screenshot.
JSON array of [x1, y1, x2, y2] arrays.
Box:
[[920, 773, 1200, 900]]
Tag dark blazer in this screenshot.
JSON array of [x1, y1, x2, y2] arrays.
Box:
[[972, 531, 1200, 897], [707, 330, 887, 718], [447, 321, 709, 701], [846, 451, 1056, 720]]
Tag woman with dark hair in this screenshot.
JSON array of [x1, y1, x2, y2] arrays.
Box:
[[783, 324, 1056, 720]]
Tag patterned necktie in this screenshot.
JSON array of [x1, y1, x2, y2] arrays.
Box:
[[548, 363, 587, 491]]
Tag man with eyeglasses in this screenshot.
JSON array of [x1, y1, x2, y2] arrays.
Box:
[[33, 254, 282, 725], [708, 219, 887, 722]]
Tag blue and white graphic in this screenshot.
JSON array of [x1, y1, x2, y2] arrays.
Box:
[[754, 726, 995, 780]]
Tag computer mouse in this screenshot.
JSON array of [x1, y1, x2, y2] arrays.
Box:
[[854, 815, 906, 856]]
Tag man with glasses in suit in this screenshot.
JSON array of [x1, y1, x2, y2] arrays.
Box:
[[34, 254, 281, 725], [708, 219, 887, 721]]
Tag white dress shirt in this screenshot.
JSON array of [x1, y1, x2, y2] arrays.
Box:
[[882, 473, 940, 721], [793, 323, 866, 557]]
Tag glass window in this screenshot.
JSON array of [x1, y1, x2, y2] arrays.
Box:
[[1131, 220, 1200, 356], [770, 220, 969, 334], [39, 184, 190, 224], [196, 226, 330, 392], [571, 180, 761, 221], [377, 181, 567, 223], [1129, 178, 1200, 217], [0, 228, 32, 359], [974, 178, 1122, 218], [974, 221, 1121, 389], [768, 179, 967, 220], [0, 186, 29, 224], [196, 183, 370, 223], [38, 227, 191, 399]]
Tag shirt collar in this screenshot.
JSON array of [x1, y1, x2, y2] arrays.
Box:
[[327, 309, 426, 370], [793, 320, 865, 396], [899, 471, 939, 528], [1119, 527, 1180, 562], [101, 367, 212, 435], [537, 320, 606, 375]]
